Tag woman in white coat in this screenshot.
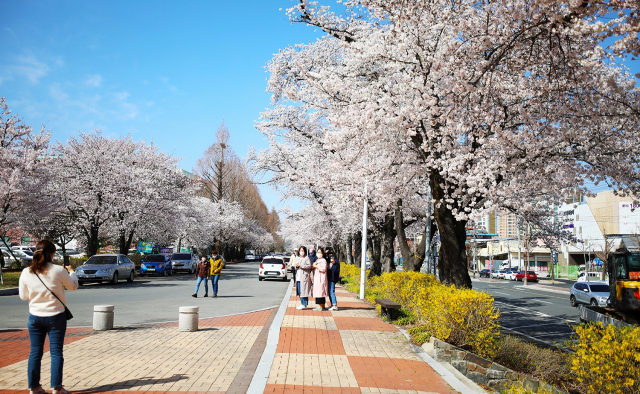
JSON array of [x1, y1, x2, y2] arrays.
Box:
[[295, 246, 312, 310]]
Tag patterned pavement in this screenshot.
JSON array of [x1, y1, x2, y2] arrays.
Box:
[[0, 286, 460, 394]]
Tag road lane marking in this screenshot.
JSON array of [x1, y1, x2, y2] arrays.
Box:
[[482, 285, 568, 300], [506, 321, 577, 330], [493, 291, 510, 296], [536, 300, 553, 304], [494, 301, 551, 317], [500, 326, 572, 351]]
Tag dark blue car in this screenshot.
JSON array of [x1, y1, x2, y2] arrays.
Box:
[[140, 254, 173, 276]]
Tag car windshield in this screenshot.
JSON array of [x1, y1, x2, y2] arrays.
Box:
[[172, 253, 191, 260], [85, 256, 117, 265], [628, 253, 640, 273], [588, 284, 610, 292], [145, 255, 166, 262], [23, 251, 34, 256]]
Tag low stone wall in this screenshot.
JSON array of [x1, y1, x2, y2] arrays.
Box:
[[422, 337, 565, 394]]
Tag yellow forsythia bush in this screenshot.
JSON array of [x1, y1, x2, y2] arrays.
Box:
[[339, 263, 499, 357], [503, 382, 554, 394], [570, 323, 640, 394]]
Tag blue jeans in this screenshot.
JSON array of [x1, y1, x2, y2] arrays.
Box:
[[211, 275, 220, 295], [28, 313, 67, 389], [195, 276, 208, 294], [296, 281, 308, 306], [329, 282, 337, 306]]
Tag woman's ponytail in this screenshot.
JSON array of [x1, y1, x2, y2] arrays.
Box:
[[30, 239, 56, 274]]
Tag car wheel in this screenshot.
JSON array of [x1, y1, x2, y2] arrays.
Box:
[[127, 271, 134, 283], [282, 275, 288, 282], [590, 298, 598, 307], [259, 276, 264, 281], [570, 295, 578, 307], [111, 272, 119, 285]]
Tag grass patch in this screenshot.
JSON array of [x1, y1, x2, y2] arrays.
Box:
[[0, 271, 20, 289], [407, 325, 431, 346]]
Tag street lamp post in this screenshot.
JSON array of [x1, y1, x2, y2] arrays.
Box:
[[360, 184, 368, 300]]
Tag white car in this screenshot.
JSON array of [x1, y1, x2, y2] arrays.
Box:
[[504, 270, 519, 281], [577, 272, 607, 282], [258, 257, 288, 281], [170, 253, 198, 274]]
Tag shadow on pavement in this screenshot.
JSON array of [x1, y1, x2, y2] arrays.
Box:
[[76, 374, 189, 392]]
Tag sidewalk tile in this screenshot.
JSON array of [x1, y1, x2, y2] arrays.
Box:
[[277, 328, 345, 355], [333, 318, 396, 332]]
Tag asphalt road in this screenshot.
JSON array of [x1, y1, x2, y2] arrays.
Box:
[[471, 276, 580, 348], [0, 261, 290, 329]]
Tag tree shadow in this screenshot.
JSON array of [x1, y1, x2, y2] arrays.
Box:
[[76, 374, 189, 392]]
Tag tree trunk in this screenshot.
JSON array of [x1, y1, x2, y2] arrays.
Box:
[[346, 235, 353, 265], [354, 231, 362, 268], [87, 227, 100, 257], [119, 230, 135, 255], [368, 235, 382, 278], [431, 177, 472, 288], [395, 202, 427, 272], [380, 214, 396, 273]]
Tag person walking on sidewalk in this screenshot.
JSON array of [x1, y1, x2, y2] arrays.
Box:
[[312, 247, 329, 311], [209, 250, 224, 298], [328, 256, 340, 311], [18, 240, 78, 394], [192, 256, 210, 298], [295, 246, 312, 309]]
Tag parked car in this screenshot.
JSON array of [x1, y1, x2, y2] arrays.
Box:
[[258, 257, 288, 281], [171, 253, 198, 274], [140, 254, 173, 276], [2, 250, 29, 267], [491, 270, 506, 279], [504, 270, 519, 281], [76, 254, 136, 285], [570, 282, 610, 307], [12, 245, 35, 253], [478, 269, 491, 278], [515, 270, 538, 282]]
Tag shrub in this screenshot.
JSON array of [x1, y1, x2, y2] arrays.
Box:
[[493, 336, 571, 388], [407, 325, 431, 345], [570, 323, 640, 394], [502, 382, 555, 394]]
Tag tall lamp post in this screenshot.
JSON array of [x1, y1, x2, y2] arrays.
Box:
[[360, 184, 368, 300]]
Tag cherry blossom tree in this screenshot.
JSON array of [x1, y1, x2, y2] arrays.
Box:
[[0, 97, 52, 251], [256, 0, 640, 287]]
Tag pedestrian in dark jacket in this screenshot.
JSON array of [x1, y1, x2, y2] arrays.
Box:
[[308, 249, 317, 264], [192, 256, 209, 298], [328, 256, 340, 311]]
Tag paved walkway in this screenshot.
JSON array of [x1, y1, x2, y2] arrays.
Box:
[[0, 285, 465, 394]]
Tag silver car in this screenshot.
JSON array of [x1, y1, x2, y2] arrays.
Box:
[[76, 254, 136, 285], [171, 253, 198, 274], [570, 281, 610, 307]]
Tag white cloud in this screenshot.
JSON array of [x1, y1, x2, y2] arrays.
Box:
[[114, 91, 130, 101], [12, 52, 50, 83], [84, 74, 103, 87]]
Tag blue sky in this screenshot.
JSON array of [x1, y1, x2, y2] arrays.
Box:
[[0, 2, 637, 209], [0, 0, 320, 210]]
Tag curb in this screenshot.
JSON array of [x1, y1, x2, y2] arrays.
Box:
[[0, 287, 18, 296], [398, 328, 482, 394], [247, 279, 293, 394]]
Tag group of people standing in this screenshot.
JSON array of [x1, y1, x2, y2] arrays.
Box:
[[192, 250, 224, 298], [291, 246, 340, 311]]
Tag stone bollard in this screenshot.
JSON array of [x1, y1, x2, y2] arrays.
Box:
[[179, 306, 199, 332], [93, 305, 114, 331]]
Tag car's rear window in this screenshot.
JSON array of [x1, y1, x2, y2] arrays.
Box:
[[86, 256, 117, 265], [263, 258, 283, 264], [588, 284, 610, 292], [145, 255, 166, 262], [172, 254, 191, 260], [527, 271, 536, 274]]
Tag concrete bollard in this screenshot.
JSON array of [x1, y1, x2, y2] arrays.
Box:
[[179, 306, 199, 332], [93, 305, 115, 331]]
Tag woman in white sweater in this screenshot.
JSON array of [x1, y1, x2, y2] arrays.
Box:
[[19, 240, 78, 394]]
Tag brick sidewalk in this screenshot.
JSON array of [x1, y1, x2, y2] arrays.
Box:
[[265, 287, 459, 394], [0, 309, 275, 394], [0, 287, 462, 394]]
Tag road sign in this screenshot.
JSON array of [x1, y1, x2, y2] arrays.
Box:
[[552, 251, 557, 265]]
